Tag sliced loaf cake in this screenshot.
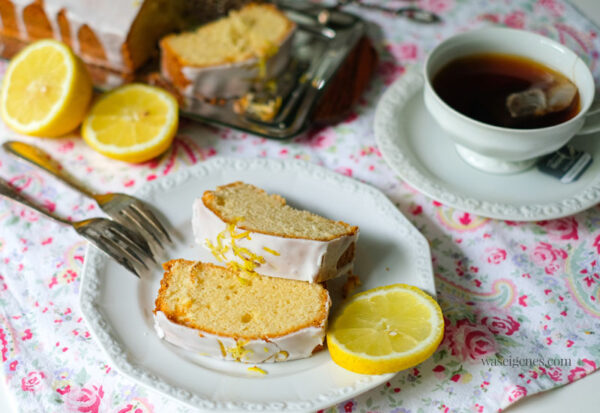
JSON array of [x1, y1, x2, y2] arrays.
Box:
[[160, 3, 295, 98], [154, 259, 330, 362], [193, 182, 359, 283]]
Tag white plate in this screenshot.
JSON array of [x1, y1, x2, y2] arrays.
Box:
[[79, 157, 435, 413], [375, 69, 600, 221]]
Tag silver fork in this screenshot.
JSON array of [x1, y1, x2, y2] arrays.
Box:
[[0, 177, 152, 278], [3, 141, 172, 253]]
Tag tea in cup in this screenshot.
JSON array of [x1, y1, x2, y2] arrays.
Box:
[[424, 27, 600, 174]]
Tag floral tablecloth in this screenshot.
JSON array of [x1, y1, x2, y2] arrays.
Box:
[[2, 0, 600, 412]]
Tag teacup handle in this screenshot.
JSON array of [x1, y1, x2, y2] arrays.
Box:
[[577, 99, 600, 135]]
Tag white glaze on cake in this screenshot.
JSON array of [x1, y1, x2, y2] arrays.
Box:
[[154, 310, 328, 363], [192, 198, 358, 283], [172, 28, 295, 99], [7, 0, 143, 71]]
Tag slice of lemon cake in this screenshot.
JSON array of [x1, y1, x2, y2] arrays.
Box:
[[0, 0, 189, 73], [193, 182, 359, 283], [160, 3, 295, 98], [154, 259, 330, 363]]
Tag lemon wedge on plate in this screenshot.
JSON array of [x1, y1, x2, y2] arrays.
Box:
[[327, 284, 444, 375], [82, 84, 178, 163], [0, 39, 92, 137]]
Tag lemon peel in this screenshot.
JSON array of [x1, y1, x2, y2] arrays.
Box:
[[327, 284, 444, 375]]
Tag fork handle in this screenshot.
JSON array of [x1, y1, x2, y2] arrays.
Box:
[[0, 176, 69, 225], [3, 141, 96, 199]]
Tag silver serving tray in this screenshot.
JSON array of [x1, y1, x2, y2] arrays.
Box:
[[180, 1, 366, 139]]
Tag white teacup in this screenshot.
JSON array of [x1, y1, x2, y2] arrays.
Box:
[[423, 27, 600, 174]]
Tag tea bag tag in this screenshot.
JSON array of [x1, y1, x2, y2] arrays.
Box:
[[537, 145, 593, 183]]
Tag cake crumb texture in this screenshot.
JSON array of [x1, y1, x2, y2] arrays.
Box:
[[203, 181, 358, 241], [154, 259, 330, 340], [160, 3, 294, 67]]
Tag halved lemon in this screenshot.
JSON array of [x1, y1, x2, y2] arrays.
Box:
[[82, 84, 178, 163], [0, 39, 92, 137], [327, 284, 444, 375]]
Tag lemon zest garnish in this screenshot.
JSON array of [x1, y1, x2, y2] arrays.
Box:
[[247, 366, 268, 375], [256, 42, 278, 79], [232, 231, 251, 239], [217, 340, 226, 358], [227, 261, 244, 272], [205, 239, 226, 262], [258, 58, 267, 78], [266, 79, 277, 93], [263, 347, 270, 353], [262, 246, 280, 256], [206, 217, 266, 281], [275, 351, 289, 361], [228, 261, 254, 280], [217, 230, 226, 247], [226, 340, 249, 362], [232, 243, 265, 266], [206, 227, 230, 262]]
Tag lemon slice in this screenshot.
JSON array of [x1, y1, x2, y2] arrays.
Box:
[[327, 284, 444, 375], [0, 39, 92, 137], [82, 84, 178, 163]]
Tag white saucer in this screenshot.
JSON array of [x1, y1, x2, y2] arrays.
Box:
[[375, 69, 600, 221]]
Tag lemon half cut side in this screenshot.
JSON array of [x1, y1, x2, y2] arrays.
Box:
[[0, 39, 92, 137], [327, 283, 444, 375], [81, 83, 178, 163]]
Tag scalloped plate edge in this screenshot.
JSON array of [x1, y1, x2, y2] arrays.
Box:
[[79, 157, 434, 412]]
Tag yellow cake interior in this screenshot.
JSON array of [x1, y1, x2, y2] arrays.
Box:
[[161, 3, 294, 67], [155, 259, 330, 339], [202, 182, 358, 240]]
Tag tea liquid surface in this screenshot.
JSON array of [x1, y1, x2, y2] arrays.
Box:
[[432, 53, 580, 129]]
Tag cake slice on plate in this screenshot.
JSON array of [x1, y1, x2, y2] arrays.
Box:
[[193, 182, 359, 283], [154, 259, 330, 363], [160, 2, 296, 98]]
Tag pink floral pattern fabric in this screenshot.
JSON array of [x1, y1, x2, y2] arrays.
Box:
[[1, 0, 600, 412]]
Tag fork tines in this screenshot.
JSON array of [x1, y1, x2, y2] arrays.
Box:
[[119, 202, 172, 245], [80, 218, 155, 278]]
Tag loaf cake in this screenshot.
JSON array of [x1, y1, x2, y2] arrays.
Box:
[[0, 0, 189, 73], [193, 182, 359, 283], [154, 259, 330, 363], [160, 3, 296, 99]]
